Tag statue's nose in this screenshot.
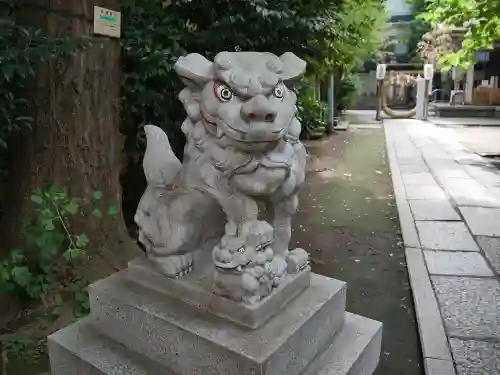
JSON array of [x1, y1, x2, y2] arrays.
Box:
[[241, 95, 277, 122]]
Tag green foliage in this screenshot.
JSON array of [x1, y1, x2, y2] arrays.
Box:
[[3, 335, 44, 362], [295, 80, 327, 139], [406, 0, 431, 59], [420, 0, 500, 69], [337, 73, 360, 112], [0, 184, 116, 317], [311, 0, 388, 77], [121, 0, 379, 159]]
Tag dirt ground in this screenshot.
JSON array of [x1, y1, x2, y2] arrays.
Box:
[[292, 127, 423, 375]]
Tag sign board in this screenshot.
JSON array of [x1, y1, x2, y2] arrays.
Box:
[[93, 6, 121, 38]]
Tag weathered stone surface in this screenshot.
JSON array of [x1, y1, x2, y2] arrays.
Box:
[[386, 143, 421, 248], [424, 358, 456, 375], [426, 160, 460, 173], [476, 236, 500, 274], [433, 169, 470, 180], [463, 165, 500, 185], [432, 276, 500, 339], [48, 317, 169, 375], [405, 185, 447, 200], [399, 164, 430, 173], [424, 251, 494, 277], [48, 312, 382, 375], [416, 221, 479, 251], [409, 200, 460, 221], [302, 313, 382, 375], [405, 248, 454, 361], [397, 156, 427, 166], [449, 338, 500, 375], [402, 173, 436, 185], [90, 270, 346, 375], [127, 254, 310, 329], [395, 193, 421, 248], [460, 207, 500, 236], [444, 179, 500, 207]]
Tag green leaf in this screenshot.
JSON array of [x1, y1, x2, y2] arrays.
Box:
[[92, 191, 103, 200], [54, 293, 63, 306], [75, 233, 90, 248], [64, 201, 79, 215], [92, 208, 102, 218], [63, 248, 83, 262], [9, 249, 25, 263], [31, 194, 43, 204], [51, 306, 62, 317], [42, 218, 56, 231], [107, 205, 118, 218], [11, 266, 32, 287]]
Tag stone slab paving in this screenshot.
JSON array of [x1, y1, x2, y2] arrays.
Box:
[[384, 119, 500, 375], [476, 236, 500, 275], [409, 200, 461, 221], [424, 251, 494, 277], [416, 221, 479, 251], [459, 207, 500, 237]]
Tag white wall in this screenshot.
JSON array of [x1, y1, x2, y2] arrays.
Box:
[[386, 0, 411, 17]]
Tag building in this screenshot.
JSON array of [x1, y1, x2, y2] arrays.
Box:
[[384, 0, 413, 60]]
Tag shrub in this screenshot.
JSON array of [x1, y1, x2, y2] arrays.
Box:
[[295, 81, 327, 139], [337, 73, 360, 113]]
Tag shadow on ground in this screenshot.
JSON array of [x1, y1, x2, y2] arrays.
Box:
[[292, 128, 423, 375]]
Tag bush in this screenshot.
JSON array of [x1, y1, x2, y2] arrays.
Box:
[[337, 73, 359, 113], [295, 81, 327, 139]]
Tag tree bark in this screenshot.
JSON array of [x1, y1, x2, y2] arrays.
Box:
[[2, 0, 140, 271]]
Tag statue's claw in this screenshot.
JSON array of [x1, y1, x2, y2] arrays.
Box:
[[151, 254, 194, 279]]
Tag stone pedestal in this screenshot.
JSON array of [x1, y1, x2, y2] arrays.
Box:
[[46, 256, 382, 375]]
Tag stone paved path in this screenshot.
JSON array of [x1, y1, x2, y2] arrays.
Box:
[[384, 119, 500, 375]]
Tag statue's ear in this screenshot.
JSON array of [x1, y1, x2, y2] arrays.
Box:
[[279, 52, 307, 83], [175, 53, 214, 84]]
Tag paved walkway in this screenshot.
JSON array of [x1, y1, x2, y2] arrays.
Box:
[[384, 119, 500, 375]]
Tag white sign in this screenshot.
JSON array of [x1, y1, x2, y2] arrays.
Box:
[[93, 6, 121, 38]]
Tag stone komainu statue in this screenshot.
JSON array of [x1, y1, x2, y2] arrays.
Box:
[[135, 51, 310, 304]]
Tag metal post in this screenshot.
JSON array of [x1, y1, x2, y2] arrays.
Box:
[[327, 73, 335, 132], [375, 81, 381, 121]]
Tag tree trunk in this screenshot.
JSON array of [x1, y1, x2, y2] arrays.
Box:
[[2, 0, 140, 272]]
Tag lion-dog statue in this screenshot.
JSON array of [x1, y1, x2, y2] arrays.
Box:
[[135, 51, 310, 304]]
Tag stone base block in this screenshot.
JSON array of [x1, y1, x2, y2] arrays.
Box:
[[88, 270, 346, 375], [127, 254, 311, 329], [48, 313, 381, 375], [47, 317, 168, 375]]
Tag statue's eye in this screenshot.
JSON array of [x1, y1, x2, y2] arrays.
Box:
[[214, 83, 234, 102], [273, 85, 285, 99]]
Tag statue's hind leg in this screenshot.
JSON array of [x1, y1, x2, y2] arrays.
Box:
[[135, 187, 224, 278]]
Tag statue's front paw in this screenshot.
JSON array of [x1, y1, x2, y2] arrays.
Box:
[[286, 248, 309, 274], [150, 254, 194, 279]]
